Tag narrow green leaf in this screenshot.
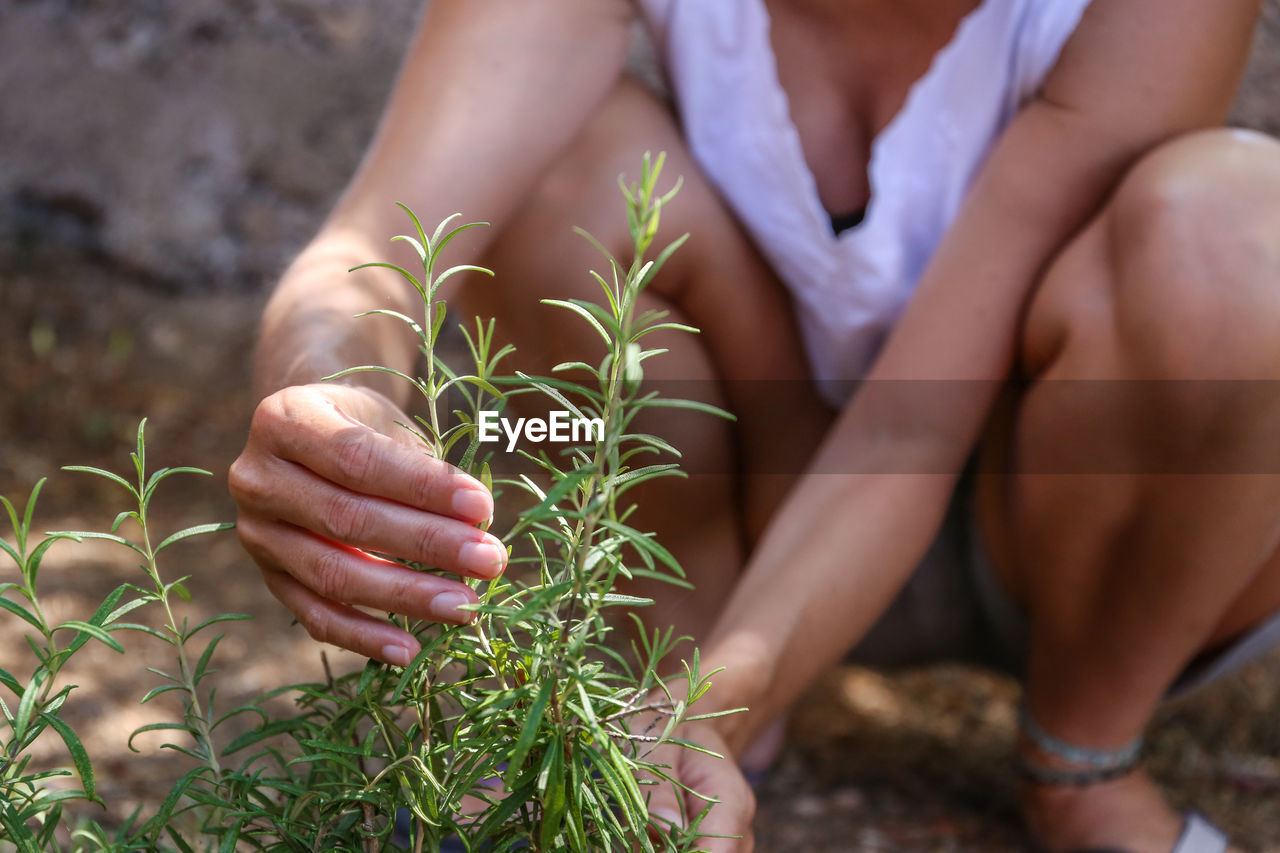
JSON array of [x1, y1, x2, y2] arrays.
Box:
[[110, 622, 171, 642], [148, 766, 205, 832], [24, 534, 72, 588], [612, 464, 681, 488], [54, 620, 125, 653], [348, 261, 426, 301], [0, 665, 22, 694], [46, 529, 147, 557], [1, 493, 21, 543], [140, 683, 186, 704], [0, 798, 40, 853], [637, 232, 690, 291], [65, 585, 127, 655], [589, 593, 655, 607], [432, 299, 448, 341], [472, 781, 537, 845], [356, 657, 382, 696], [14, 668, 46, 742], [0, 596, 44, 632], [40, 711, 99, 802], [218, 819, 245, 853], [222, 717, 310, 755], [431, 219, 490, 261], [166, 826, 198, 853], [550, 360, 598, 375], [61, 465, 139, 499], [396, 201, 433, 256], [323, 363, 425, 389], [539, 740, 566, 850], [432, 263, 494, 291], [127, 721, 192, 752], [296, 737, 374, 758], [100, 597, 148, 628], [390, 232, 427, 262], [186, 612, 252, 638], [503, 678, 553, 787], [514, 372, 590, 424], [20, 478, 46, 536], [634, 396, 735, 421], [193, 633, 225, 683], [155, 521, 235, 553], [522, 467, 594, 520], [541, 298, 613, 345], [144, 467, 213, 498], [109, 507, 138, 527], [34, 803, 62, 849]]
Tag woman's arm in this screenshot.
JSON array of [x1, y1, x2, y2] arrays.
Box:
[[691, 0, 1261, 754], [231, 0, 635, 663], [256, 0, 634, 399]]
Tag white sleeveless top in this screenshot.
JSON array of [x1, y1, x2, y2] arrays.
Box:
[[635, 0, 1095, 405]]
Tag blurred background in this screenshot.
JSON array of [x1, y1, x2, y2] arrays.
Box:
[[2, 1, 1279, 849]]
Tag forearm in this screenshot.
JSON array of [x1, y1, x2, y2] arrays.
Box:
[[702, 473, 955, 751], [253, 235, 420, 401], [253, 0, 633, 401]]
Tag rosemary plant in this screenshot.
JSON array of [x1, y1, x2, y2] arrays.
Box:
[[0, 478, 117, 851], [0, 153, 734, 852], [0, 428, 237, 852]]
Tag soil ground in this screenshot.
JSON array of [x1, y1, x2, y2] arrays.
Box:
[[2, 256, 1279, 851]]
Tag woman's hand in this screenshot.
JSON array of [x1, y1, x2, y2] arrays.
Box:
[[643, 719, 757, 853], [229, 382, 506, 665]]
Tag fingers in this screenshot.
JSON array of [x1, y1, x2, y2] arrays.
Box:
[[688, 779, 755, 853], [645, 729, 755, 853], [241, 517, 483, 623], [261, 386, 493, 524], [243, 456, 506, 579], [260, 565, 425, 666], [647, 776, 754, 853], [230, 383, 506, 658]]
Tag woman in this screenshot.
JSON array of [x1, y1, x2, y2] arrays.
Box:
[[229, 1, 1280, 850]]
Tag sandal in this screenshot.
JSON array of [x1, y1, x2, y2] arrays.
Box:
[[1051, 813, 1228, 853], [1018, 706, 1230, 853]]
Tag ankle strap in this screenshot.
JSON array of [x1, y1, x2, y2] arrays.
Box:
[[1018, 705, 1143, 786]]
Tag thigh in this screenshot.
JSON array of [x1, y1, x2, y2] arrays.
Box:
[[462, 79, 807, 380], [461, 77, 833, 538]]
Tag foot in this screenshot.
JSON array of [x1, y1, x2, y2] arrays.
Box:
[[1021, 769, 1244, 853]]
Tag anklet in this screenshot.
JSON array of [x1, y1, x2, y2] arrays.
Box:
[[1017, 704, 1143, 786]]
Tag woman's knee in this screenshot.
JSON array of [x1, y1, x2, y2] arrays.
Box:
[[1026, 128, 1280, 384], [1105, 128, 1280, 379]]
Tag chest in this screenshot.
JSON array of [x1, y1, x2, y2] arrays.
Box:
[[763, 0, 984, 216]]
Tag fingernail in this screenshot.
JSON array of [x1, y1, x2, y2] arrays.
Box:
[[452, 488, 492, 522], [651, 807, 684, 829], [458, 539, 506, 578], [431, 591, 474, 622], [381, 644, 413, 667]]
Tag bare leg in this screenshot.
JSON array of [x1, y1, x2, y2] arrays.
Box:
[[979, 129, 1280, 851], [456, 79, 833, 649]]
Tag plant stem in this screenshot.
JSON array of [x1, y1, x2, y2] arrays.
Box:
[[140, 517, 222, 780]]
